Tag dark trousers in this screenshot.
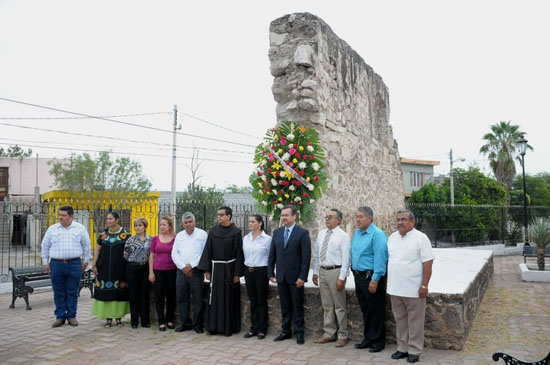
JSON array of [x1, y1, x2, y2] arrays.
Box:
[[277, 279, 305, 338], [127, 263, 150, 326], [176, 268, 204, 329], [49, 259, 81, 320], [244, 266, 269, 334], [354, 270, 386, 346], [154, 269, 176, 324]]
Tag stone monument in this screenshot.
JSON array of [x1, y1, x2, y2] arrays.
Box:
[[268, 12, 404, 235]]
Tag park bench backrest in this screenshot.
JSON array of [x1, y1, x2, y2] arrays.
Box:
[[9, 266, 49, 281]]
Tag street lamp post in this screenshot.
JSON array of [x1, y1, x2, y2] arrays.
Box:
[[518, 134, 529, 243], [449, 148, 465, 206]]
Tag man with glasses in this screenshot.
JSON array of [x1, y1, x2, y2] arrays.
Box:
[[350, 206, 388, 353], [387, 209, 433, 364], [312, 209, 351, 347], [198, 206, 244, 336]]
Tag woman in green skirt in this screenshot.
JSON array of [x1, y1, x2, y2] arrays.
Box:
[[92, 211, 131, 327]]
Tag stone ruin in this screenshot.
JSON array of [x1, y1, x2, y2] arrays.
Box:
[[268, 12, 404, 236]]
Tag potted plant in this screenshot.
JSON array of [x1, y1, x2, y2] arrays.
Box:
[[529, 218, 550, 271]]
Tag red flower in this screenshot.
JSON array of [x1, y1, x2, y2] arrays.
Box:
[[307, 142, 312, 146], [275, 171, 280, 177], [296, 181, 302, 187], [263, 180, 269, 185], [294, 168, 299, 172], [271, 145, 275, 150], [310, 155, 315, 160], [290, 201, 295, 205], [279, 190, 284, 195], [267, 168, 272, 173], [293, 143, 297, 148], [262, 150, 266, 155], [298, 171, 305, 177], [303, 192, 309, 198], [273, 201, 278, 205], [313, 176, 319, 182], [256, 171, 262, 176], [295, 153, 300, 158], [279, 180, 284, 185], [302, 154, 308, 159]]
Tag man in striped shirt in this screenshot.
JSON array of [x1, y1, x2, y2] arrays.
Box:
[[41, 206, 91, 328]]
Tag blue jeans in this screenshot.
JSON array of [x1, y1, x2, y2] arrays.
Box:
[[50, 259, 82, 320]]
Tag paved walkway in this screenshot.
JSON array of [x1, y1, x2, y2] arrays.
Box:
[[0, 255, 548, 364]]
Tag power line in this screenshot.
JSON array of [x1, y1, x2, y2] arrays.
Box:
[[0, 111, 172, 120], [0, 142, 253, 164], [0, 97, 257, 148], [183, 113, 261, 140], [0, 122, 254, 155]]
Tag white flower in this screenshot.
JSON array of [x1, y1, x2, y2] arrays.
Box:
[[282, 153, 290, 161], [263, 143, 270, 149], [310, 199, 315, 203], [261, 175, 267, 181], [262, 201, 268, 206], [277, 204, 284, 209], [298, 161, 307, 169], [308, 184, 314, 191], [260, 160, 266, 167], [294, 197, 301, 202], [287, 133, 295, 141], [289, 185, 295, 191], [307, 145, 314, 152], [271, 179, 278, 186], [312, 162, 320, 171]]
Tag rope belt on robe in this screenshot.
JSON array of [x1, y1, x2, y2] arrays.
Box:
[[209, 258, 237, 305]]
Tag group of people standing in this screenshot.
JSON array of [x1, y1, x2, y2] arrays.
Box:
[[41, 203, 434, 363]]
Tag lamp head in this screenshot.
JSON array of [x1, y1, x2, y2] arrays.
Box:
[[518, 134, 528, 156]]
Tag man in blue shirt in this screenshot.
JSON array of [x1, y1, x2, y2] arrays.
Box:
[[350, 206, 388, 352]]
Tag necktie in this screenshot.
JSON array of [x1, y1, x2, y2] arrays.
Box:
[[320, 229, 332, 262], [284, 228, 290, 249]]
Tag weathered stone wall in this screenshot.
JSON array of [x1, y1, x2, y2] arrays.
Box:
[[269, 13, 404, 235], [149, 254, 492, 350]]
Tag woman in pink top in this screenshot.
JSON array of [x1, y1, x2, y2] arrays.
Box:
[[149, 216, 177, 331]]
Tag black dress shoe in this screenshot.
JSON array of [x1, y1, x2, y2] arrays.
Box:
[[368, 344, 385, 353], [354, 339, 372, 349], [141, 324, 150, 328], [407, 354, 420, 363], [243, 332, 257, 338], [131, 324, 138, 329], [175, 325, 191, 332], [391, 351, 408, 359], [194, 327, 204, 334], [258, 333, 265, 340], [273, 332, 292, 342], [296, 336, 304, 345]]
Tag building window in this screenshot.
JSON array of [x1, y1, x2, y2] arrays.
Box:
[[410, 171, 425, 188]]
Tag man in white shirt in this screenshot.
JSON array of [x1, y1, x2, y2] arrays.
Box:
[[387, 209, 434, 364], [171, 212, 208, 333], [41, 205, 90, 328], [312, 208, 351, 347]]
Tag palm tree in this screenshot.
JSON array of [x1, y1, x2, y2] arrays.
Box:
[[528, 218, 550, 270], [479, 121, 532, 191]]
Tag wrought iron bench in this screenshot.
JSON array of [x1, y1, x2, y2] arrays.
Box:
[[493, 351, 550, 364], [523, 245, 550, 263], [8, 266, 95, 310]]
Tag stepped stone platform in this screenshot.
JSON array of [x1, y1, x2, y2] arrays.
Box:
[[150, 248, 493, 350]]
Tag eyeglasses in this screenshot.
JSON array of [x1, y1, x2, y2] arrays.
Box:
[[217, 213, 227, 217], [324, 216, 337, 220], [397, 218, 410, 222]]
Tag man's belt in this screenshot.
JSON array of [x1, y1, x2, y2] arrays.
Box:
[[51, 257, 80, 263], [352, 269, 373, 281], [246, 266, 267, 272], [321, 265, 342, 270]]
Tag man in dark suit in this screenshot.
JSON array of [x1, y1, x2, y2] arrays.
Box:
[[268, 205, 311, 345]]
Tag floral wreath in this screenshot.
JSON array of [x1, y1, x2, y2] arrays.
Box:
[[250, 121, 328, 222]]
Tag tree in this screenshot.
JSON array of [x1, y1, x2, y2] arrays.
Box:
[[224, 184, 253, 194], [528, 218, 550, 270], [49, 151, 152, 236], [0, 145, 32, 157], [176, 184, 225, 230], [512, 173, 550, 206], [479, 121, 532, 191]]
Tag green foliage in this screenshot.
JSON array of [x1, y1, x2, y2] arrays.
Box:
[[0, 145, 32, 157], [224, 184, 253, 194], [408, 167, 508, 243], [528, 218, 550, 270], [512, 173, 550, 206], [479, 121, 532, 190], [176, 184, 225, 230]]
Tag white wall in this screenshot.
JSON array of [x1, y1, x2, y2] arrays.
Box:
[[0, 157, 58, 198]]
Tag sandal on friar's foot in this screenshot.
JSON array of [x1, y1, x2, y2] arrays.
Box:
[[115, 318, 124, 327], [104, 319, 113, 328]]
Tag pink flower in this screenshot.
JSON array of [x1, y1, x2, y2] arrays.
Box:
[[288, 162, 294, 167], [280, 139, 287, 145], [289, 148, 296, 155]]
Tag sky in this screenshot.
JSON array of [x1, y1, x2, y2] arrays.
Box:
[[1, 0, 549, 192]]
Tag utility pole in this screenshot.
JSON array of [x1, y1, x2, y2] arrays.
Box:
[[170, 105, 181, 223], [449, 148, 465, 206]]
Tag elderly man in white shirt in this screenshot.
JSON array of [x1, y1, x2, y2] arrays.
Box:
[[387, 209, 434, 364], [171, 212, 208, 333], [41, 205, 91, 328], [312, 208, 351, 347]]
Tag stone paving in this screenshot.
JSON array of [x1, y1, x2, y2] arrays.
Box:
[[0, 255, 548, 364]]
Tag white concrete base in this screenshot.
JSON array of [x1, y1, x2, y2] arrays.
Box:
[[520, 263, 550, 282], [457, 242, 524, 256]]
